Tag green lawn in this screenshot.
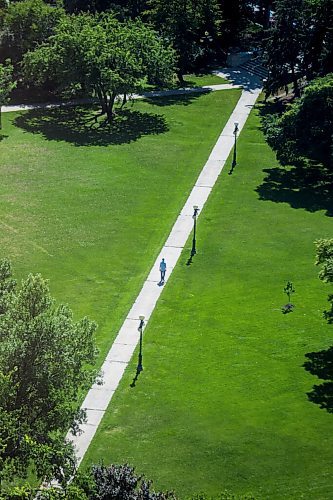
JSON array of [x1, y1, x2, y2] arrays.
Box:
[[82, 101, 333, 499], [9, 73, 228, 104], [182, 73, 229, 86], [0, 89, 240, 365], [143, 73, 229, 92]]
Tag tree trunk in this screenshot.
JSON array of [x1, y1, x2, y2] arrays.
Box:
[[177, 71, 185, 85], [95, 85, 107, 116], [106, 93, 116, 122], [291, 66, 300, 97], [121, 93, 127, 109]]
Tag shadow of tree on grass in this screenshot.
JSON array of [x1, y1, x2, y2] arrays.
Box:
[[304, 347, 333, 413], [14, 105, 169, 147], [142, 88, 210, 107], [256, 165, 333, 217]]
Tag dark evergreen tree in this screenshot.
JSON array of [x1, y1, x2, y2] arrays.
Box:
[[147, 0, 221, 82], [63, 0, 148, 16], [218, 0, 252, 48], [306, 0, 333, 77], [262, 0, 333, 94], [262, 0, 310, 95]]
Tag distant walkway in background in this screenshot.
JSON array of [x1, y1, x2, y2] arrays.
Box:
[[64, 69, 262, 467], [3, 72, 252, 114]]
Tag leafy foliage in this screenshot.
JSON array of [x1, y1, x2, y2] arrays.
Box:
[[315, 239, 333, 322], [18, 463, 175, 499], [23, 12, 175, 121], [262, 74, 333, 169], [0, 0, 65, 64], [89, 463, 175, 499], [262, 0, 333, 95], [316, 239, 333, 283], [262, 0, 309, 95], [0, 60, 16, 129], [146, 0, 221, 80], [63, 0, 148, 17], [0, 260, 98, 487], [218, 0, 256, 48]]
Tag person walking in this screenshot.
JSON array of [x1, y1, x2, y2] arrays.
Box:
[[159, 258, 167, 283]]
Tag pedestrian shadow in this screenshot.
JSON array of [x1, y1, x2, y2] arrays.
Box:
[[304, 346, 333, 413], [14, 105, 169, 147]]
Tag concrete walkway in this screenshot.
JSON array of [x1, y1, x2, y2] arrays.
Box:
[[65, 70, 262, 467], [3, 83, 240, 113]]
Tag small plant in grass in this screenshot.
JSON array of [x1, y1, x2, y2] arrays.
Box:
[[282, 281, 295, 313]]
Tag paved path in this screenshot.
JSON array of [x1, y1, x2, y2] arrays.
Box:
[[64, 70, 262, 467], [3, 83, 240, 114]]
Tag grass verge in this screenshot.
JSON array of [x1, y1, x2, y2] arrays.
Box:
[[82, 100, 333, 499], [0, 89, 240, 366]]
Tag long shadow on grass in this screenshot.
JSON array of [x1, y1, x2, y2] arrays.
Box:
[[142, 89, 210, 107], [256, 165, 333, 217], [304, 347, 333, 413], [14, 105, 168, 146]]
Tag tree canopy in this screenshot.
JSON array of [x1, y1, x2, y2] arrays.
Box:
[[63, 0, 148, 17], [0, 0, 65, 64], [316, 239, 333, 324], [146, 0, 221, 81], [262, 74, 333, 169], [23, 12, 175, 121], [0, 60, 16, 129], [262, 0, 333, 95], [0, 259, 98, 488]]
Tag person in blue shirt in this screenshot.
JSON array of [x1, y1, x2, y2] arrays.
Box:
[[159, 258, 167, 283]]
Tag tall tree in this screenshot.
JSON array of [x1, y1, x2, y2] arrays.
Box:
[[1, 0, 65, 64], [262, 0, 333, 94], [63, 0, 148, 17], [262, 73, 333, 169], [262, 0, 310, 95], [0, 260, 98, 487], [146, 0, 221, 82], [218, 0, 252, 48], [257, 0, 274, 29], [0, 60, 16, 129], [305, 0, 333, 78], [23, 13, 175, 121], [315, 239, 333, 323]]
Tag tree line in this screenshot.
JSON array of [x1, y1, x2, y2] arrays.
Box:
[[260, 0, 333, 173], [1, 1, 332, 126]]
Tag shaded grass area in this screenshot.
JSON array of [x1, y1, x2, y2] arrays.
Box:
[[14, 106, 169, 147], [182, 73, 229, 87], [0, 89, 240, 366], [9, 74, 228, 105], [83, 101, 333, 498]]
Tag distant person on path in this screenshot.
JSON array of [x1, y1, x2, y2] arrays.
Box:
[[159, 258, 167, 283]]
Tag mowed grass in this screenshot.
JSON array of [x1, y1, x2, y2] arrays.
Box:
[[0, 89, 240, 364], [83, 102, 333, 498], [182, 73, 229, 86]]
